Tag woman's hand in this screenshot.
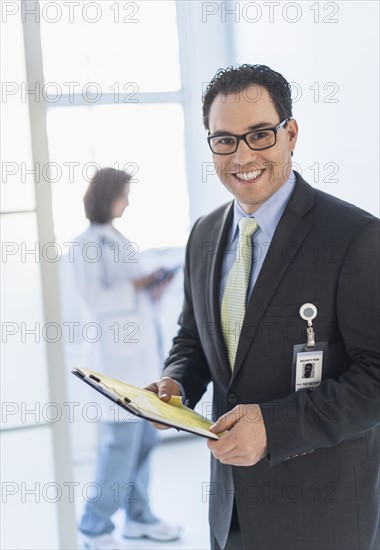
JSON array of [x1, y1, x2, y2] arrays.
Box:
[[134, 268, 174, 300]]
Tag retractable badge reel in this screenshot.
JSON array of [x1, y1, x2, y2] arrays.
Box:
[[291, 303, 326, 392], [299, 303, 318, 348]]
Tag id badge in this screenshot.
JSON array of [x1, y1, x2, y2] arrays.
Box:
[[291, 342, 327, 392], [291, 303, 327, 392]]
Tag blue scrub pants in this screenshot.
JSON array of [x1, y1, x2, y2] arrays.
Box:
[[79, 419, 158, 536]]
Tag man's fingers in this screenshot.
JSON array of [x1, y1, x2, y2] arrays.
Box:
[[157, 378, 178, 401], [207, 438, 240, 458], [145, 378, 182, 431], [144, 377, 181, 402], [144, 382, 170, 401], [150, 421, 171, 431], [144, 382, 159, 394], [143, 383, 170, 429], [209, 406, 244, 434]]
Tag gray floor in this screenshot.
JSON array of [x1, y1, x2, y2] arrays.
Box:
[[75, 434, 212, 550]]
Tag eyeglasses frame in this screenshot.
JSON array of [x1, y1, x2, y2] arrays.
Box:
[[207, 118, 289, 155]]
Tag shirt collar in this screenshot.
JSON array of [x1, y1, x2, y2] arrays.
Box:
[[231, 171, 296, 241]]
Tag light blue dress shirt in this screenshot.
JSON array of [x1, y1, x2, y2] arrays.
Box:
[[219, 171, 296, 305], [177, 172, 297, 401]]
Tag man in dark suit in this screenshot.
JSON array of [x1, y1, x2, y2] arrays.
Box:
[[146, 64, 380, 549]]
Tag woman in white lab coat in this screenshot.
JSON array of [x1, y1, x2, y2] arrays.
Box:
[[74, 167, 181, 550]]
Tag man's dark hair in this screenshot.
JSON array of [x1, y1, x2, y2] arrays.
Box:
[[83, 167, 131, 223], [202, 64, 293, 130]]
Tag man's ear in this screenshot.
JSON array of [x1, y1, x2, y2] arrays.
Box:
[[287, 118, 298, 154]]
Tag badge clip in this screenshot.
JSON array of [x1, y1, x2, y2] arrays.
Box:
[[299, 303, 318, 348], [306, 321, 315, 348]]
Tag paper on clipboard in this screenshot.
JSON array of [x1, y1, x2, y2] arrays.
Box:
[[72, 366, 219, 440]]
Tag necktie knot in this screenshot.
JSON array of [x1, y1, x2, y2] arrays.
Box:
[[238, 217, 259, 240]]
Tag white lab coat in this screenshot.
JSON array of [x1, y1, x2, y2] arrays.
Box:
[[73, 223, 161, 421]]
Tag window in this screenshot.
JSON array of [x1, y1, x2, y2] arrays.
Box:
[[39, 0, 189, 248]]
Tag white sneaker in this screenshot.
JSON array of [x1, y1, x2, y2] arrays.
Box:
[[81, 532, 123, 550], [123, 519, 182, 542]]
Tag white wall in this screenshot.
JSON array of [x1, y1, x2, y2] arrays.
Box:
[[194, 0, 379, 216]]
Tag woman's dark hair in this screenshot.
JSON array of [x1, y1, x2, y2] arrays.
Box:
[[83, 167, 131, 223], [202, 64, 293, 130]]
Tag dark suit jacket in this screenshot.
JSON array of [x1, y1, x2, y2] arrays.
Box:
[[163, 173, 380, 550]]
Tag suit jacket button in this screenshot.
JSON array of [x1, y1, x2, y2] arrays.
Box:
[[227, 392, 237, 404]]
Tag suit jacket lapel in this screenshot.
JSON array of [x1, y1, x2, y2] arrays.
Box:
[[231, 175, 315, 380], [206, 202, 234, 386]]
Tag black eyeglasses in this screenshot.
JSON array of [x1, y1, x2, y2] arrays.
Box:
[[207, 118, 289, 155]]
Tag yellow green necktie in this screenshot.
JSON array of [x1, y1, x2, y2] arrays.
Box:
[[221, 217, 259, 369]]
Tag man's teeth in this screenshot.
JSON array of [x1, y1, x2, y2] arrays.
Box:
[[235, 170, 262, 181]]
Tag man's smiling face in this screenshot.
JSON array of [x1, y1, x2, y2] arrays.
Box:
[[208, 85, 298, 214]]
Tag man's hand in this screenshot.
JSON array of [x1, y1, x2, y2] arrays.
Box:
[[207, 404, 267, 466], [144, 377, 182, 430]]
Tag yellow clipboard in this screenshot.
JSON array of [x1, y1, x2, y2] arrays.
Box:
[[72, 366, 219, 440]]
